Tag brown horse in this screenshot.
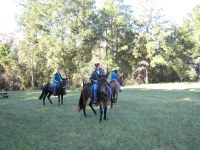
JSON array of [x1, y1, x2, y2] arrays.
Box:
[[110, 73, 126, 108], [78, 74, 110, 122], [110, 80, 120, 108]]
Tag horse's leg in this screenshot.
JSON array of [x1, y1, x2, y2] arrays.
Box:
[[89, 99, 96, 115], [99, 103, 103, 122], [115, 91, 118, 101], [61, 95, 63, 105], [58, 95, 60, 106], [82, 98, 88, 117], [47, 93, 52, 104], [111, 95, 113, 109], [43, 92, 48, 105], [83, 106, 87, 117], [104, 106, 107, 120]]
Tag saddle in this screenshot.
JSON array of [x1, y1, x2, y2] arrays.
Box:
[[87, 83, 94, 95], [48, 84, 54, 93], [83, 83, 94, 99]]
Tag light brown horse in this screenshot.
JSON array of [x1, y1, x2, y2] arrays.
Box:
[[110, 80, 120, 108], [78, 74, 110, 122], [110, 73, 126, 108]]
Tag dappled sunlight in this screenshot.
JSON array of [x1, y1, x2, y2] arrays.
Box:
[[181, 97, 193, 102], [174, 97, 200, 104]]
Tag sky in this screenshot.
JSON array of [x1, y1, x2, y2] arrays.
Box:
[[0, 0, 200, 35]]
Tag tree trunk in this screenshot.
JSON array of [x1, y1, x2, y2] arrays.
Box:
[[145, 66, 149, 84], [31, 68, 35, 89], [145, 59, 150, 84]]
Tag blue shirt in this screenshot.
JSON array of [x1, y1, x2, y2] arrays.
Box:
[[53, 73, 62, 83], [110, 71, 118, 80]]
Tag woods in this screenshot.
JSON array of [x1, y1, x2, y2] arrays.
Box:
[[0, 0, 200, 90]]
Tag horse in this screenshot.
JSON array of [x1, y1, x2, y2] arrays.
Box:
[[110, 80, 120, 108], [39, 79, 68, 106], [78, 74, 110, 122], [110, 73, 126, 108]]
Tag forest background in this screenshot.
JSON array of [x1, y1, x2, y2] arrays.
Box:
[[0, 0, 200, 90]]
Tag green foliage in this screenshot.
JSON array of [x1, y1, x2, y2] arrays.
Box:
[[0, 43, 10, 65], [183, 5, 200, 81], [1, 0, 200, 90]]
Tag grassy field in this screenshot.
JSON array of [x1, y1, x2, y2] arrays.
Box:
[[0, 83, 200, 150]]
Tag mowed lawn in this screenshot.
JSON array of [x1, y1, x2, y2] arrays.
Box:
[[0, 83, 200, 150]]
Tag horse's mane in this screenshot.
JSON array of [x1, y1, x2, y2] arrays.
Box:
[[98, 77, 107, 83]]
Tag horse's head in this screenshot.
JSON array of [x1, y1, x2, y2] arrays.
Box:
[[62, 78, 68, 89], [97, 73, 109, 80], [118, 74, 126, 87], [97, 73, 109, 98], [56, 79, 68, 94]]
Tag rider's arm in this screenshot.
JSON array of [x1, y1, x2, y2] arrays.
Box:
[[90, 72, 97, 83], [59, 74, 63, 81]]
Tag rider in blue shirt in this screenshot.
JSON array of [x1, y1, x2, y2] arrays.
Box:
[[110, 68, 122, 92], [53, 69, 63, 95]]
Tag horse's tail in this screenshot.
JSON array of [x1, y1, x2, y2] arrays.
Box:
[[39, 84, 49, 100], [78, 92, 84, 111]]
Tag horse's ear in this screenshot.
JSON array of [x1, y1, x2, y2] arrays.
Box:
[[105, 73, 109, 79]]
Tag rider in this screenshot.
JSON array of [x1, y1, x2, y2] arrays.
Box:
[[110, 68, 122, 92], [90, 63, 112, 104], [53, 69, 63, 95]]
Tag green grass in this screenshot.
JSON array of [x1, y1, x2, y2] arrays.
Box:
[[0, 83, 200, 150]]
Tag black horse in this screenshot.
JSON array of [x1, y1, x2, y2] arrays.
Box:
[[78, 74, 110, 122], [39, 79, 68, 106]]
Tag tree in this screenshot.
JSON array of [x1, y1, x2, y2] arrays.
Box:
[[98, 0, 133, 72], [132, 0, 168, 83], [183, 5, 200, 81]]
